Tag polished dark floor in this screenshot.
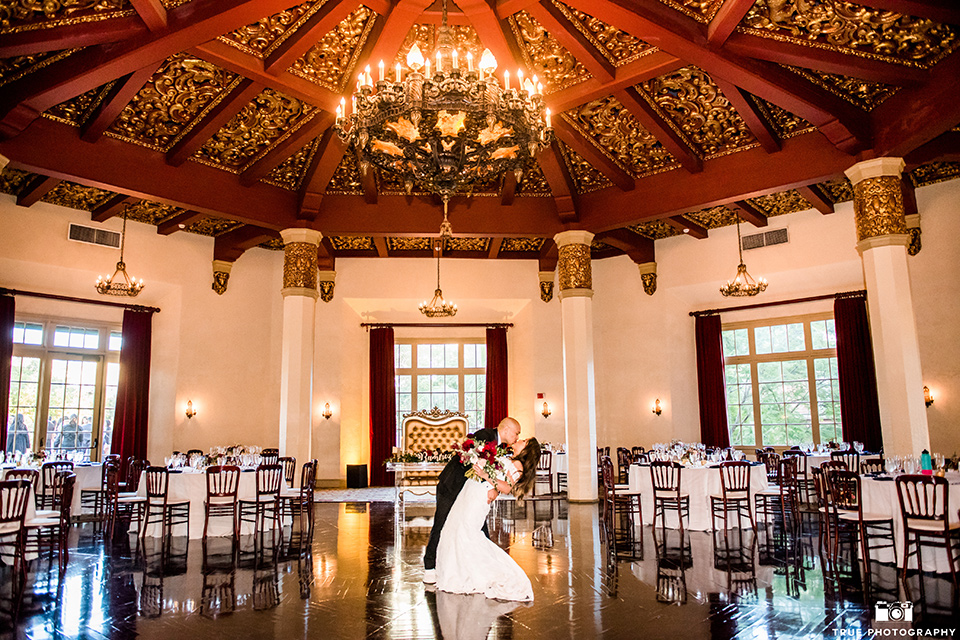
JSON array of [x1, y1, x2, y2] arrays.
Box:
[[1, 499, 958, 639]]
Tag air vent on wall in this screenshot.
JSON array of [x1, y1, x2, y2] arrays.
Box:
[[742, 227, 788, 251], [68, 223, 121, 249]]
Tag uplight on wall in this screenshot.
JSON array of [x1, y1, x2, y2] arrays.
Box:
[[541, 401, 551, 419], [322, 402, 333, 420], [185, 400, 197, 419], [652, 399, 662, 416], [923, 386, 934, 408]]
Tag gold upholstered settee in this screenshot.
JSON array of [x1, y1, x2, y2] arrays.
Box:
[[390, 408, 469, 500]]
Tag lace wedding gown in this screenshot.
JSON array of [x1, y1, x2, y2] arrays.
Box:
[[435, 476, 534, 602]]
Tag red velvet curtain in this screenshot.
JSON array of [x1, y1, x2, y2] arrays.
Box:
[[484, 327, 508, 431], [369, 327, 396, 487], [111, 309, 153, 467], [695, 314, 730, 448], [0, 294, 14, 453], [834, 294, 883, 452]]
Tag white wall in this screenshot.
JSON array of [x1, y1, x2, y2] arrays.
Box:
[[2, 176, 958, 482]]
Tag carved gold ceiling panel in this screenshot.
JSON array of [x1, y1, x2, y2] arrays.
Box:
[[557, 141, 613, 194], [193, 87, 319, 173], [124, 200, 185, 225], [550, 1, 657, 67], [0, 49, 79, 87], [656, 0, 724, 23], [160, 0, 192, 7], [445, 237, 490, 252], [508, 11, 591, 94], [0, 0, 134, 35], [377, 168, 431, 196], [819, 177, 854, 203], [218, 0, 323, 59], [500, 237, 545, 252], [747, 94, 816, 139], [394, 24, 434, 70], [684, 205, 739, 229], [386, 237, 435, 251], [330, 236, 375, 251], [106, 54, 241, 153], [741, 0, 959, 68], [40, 181, 114, 211], [628, 220, 681, 240], [516, 157, 552, 197], [325, 152, 363, 194], [287, 5, 375, 92], [262, 136, 321, 191], [591, 238, 612, 250], [0, 167, 33, 196], [463, 175, 502, 197], [639, 67, 759, 158], [744, 189, 811, 217], [183, 216, 243, 237], [259, 237, 286, 251], [562, 96, 680, 178], [909, 162, 960, 188], [785, 66, 898, 111], [43, 81, 115, 127]]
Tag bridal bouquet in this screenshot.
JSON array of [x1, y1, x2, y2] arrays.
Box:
[[451, 437, 512, 483]]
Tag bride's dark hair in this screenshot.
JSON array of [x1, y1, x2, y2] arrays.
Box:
[[511, 438, 541, 500]]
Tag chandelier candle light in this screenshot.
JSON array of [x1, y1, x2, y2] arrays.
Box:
[[719, 214, 768, 297], [95, 207, 144, 297], [333, 0, 552, 199]]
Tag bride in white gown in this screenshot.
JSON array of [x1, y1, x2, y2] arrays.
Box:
[[435, 437, 541, 602]]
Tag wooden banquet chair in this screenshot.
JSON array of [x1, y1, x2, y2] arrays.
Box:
[[831, 449, 860, 475], [279, 457, 297, 488], [204, 465, 241, 541], [261, 449, 280, 466], [754, 457, 800, 525], [616, 447, 632, 484], [895, 474, 960, 588], [650, 461, 689, 536], [239, 464, 283, 540], [38, 461, 73, 510], [0, 479, 32, 616], [827, 469, 895, 580], [279, 460, 317, 534], [534, 450, 553, 496], [25, 471, 76, 574], [710, 461, 756, 532], [141, 466, 191, 540], [860, 458, 884, 475]]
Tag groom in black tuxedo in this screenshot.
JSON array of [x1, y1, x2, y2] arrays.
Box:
[[422, 417, 521, 584]]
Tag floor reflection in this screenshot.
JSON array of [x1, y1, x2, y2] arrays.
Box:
[[1, 500, 958, 639]]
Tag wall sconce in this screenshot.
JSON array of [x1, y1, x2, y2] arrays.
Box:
[[541, 401, 551, 419], [923, 386, 934, 408], [652, 399, 662, 416], [185, 400, 197, 419], [322, 402, 333, 420]]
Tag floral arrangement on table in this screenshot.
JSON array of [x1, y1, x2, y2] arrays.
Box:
[[27, 449, 47, 466], [384, 447, 455, 464], [451, 437, 512, 482], [209, 445, 261, 457]]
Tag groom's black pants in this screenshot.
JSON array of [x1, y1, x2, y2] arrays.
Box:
[[423, 487, 490, 570]]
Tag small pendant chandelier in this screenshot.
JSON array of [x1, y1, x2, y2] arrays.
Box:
[[96, 207, 144, 297], [419, 199, 457, 317], [720, 214, 767, 297]]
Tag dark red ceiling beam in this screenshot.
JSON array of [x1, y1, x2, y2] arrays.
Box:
[[545, 51, 684, 113], [488, 237, 503, 259], [81, 65, 161, 143], [16, 175, 60, 207], [872, 51, 960, 157], [239, 111, 335, 186], [552, 117, 635, 191], [366, 0, 436, 70], [901, 178, 918, 217], [157, 210, 207, 235], [524, 0, 615, 81], [614, 87, 702, 173], [2, 117, 299, 229], [593, 228, 655, 264], [418, 9, 472, 25], [213, 224, 281, 262], [264, 0, 363, 75], [361, 164, 378, 205], [795, 184, 834, 215], [723, 33, 926, 86], [852, 0, 960, 25], [712, 77, 781, 153], [91, 194, 139, 223], [501, 171, 517, 205], [538, 238, 558, 272], [706, 0, 755, 47], [0, 0, 311, 139], [298, 128, 348, 220], [666, 215, 708, 238], [0, 17, 148, 58], [904, 131, 960, 166], [731, 199, 770, 226], [373, 235, 389, 258], [459, 0, 524, 71], [536, 143, 578, 222], [317, 237, 336, 270], [129, 0, 168, 31], [166, 79, 264, 166]]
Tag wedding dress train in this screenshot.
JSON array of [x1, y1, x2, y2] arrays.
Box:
[[435, 479, 534, 602]]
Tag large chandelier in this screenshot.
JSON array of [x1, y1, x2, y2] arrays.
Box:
[[720, 214, 767, 297], [333, 0, 552, 199], [96, 207, 144, 297], [419, 203, 457, 317]]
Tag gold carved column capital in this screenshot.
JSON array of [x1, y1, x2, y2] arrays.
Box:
[[318, 270, 336, 303], [845, 158, 909, 245], [554, 230, 594, 299], [211, 259, 232, 296], [637, 261, 657, 296], [905, 214, 922, 256], [280, 228, 322, 299], [538, 271, 555, 302]]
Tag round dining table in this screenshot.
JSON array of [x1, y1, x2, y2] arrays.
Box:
[[628, 463, 768, 531]]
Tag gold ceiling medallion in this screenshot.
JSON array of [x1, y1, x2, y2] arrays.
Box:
[[334, 0, 552, 201], [96, 206, 144, 297], [419, 200, 457, 318], [720, 214, 767, 298]]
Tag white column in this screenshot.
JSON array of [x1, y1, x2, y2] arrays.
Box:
[[845, 158, 929, 456], [554, 230, 598, 502], [279, 228, 322, 467]]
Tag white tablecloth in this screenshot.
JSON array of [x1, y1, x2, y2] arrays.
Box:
[[0, 468, 39, 562], [551, 452, 567, 491], [136, 470, 293, 539], [860, 474, 960, 573], [629, 464, 769, 531], [71, 463, 103, 517]]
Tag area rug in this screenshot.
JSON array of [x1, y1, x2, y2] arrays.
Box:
[[314, 487, 438, 503]]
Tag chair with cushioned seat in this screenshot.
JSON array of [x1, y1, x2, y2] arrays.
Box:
[[828, 469, 895, 580], [895, 474, 960, 588]]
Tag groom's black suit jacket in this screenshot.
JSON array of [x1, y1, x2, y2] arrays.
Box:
[[436, 427, 498, 499]]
